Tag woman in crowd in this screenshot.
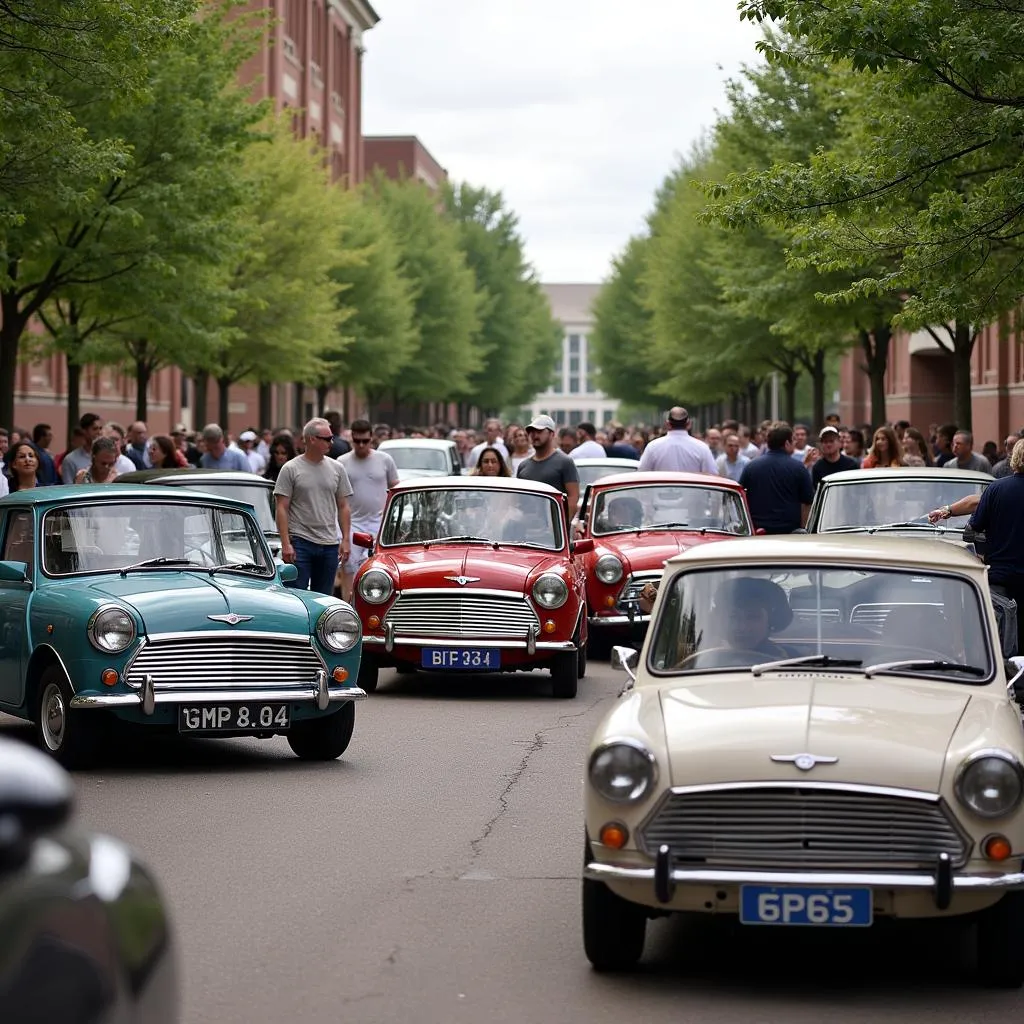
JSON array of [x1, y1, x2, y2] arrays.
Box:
[[861, 425, 903, 468], [147, 434, 188, 469], [508, 427, 533, 473], [75, 436, 119, 484], [471, 446, 510, 477], [6, 441, 43, 492], [263, 433, 296, 483], [901, 427, 934, 467]]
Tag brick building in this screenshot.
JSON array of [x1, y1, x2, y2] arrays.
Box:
[[364, 136, 447, 189], [10, 0, 379, 443]]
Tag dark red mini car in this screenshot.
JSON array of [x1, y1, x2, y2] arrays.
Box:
[[351, 477, 592, 698], [576, 471, 753, 647]]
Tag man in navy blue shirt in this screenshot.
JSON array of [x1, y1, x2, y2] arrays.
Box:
[[739, 422, 813, 534], [967, 439, 1024, 649]]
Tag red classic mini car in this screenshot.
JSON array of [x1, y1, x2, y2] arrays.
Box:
[[351, 477, 591, 698], [577, 471, 753, 647]]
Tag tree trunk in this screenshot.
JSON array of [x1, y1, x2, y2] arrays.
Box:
[[730, 394, 741, 421], [66, 358, 82, 446], [810, 349, 826, 429], [218, 377, 231, 429], [783, 370, 799, 424], [316, 384, 329, 415], [193, 372, 209, 428], [951, 320, 975, 432], [135, 355, 151, 422], [293, 382, 305, 428], [0, 288, 26, 435], [859, 325, 890, 429], [746, 379, 761, 425], [258, 383, 273, 430]]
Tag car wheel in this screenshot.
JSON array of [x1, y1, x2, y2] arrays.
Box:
[[286, 702, 355, 761], [582, 877, 646, 971], [551, 650, 578, 699], [34, 667, 99, 769], [577, 639, 588, 680], [976, 892, 1024, 987], [357, 654, 379, 694]]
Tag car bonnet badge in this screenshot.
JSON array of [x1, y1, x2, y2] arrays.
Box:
[[770, 753, 839, 771], [207, 613, 254, 625], [443, 576, 481, 586]]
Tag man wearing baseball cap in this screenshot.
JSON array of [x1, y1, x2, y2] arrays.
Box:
[[638, 407, 717, 474], [517, 414, 579, 513], [238, 429, 266, 473], [811, 425, 859, 489]]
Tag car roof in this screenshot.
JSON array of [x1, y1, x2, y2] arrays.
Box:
[[0, 483, 264, 512], [115, 468, 273, 488], [587, 470, 744, 491], [666, 533, 988, 575], [389, 475, 561, 496], [820, 467, 993, 484], [379, 438, 455, 449], [574, 458, 639, 469]]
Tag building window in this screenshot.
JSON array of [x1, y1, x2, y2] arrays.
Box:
[[569, 334, 580, 354], [569, 377, 580, 393], [586, 375, 596, 393], [569, 356, 579, 374]]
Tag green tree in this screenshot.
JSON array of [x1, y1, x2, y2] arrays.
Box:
[[371, 174, 483, 405]]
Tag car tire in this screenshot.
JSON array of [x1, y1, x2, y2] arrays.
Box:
[[976, 892, 1024, 987], [582, 877, 646, 971], [357, 654, 379, 694], [551, 650, 578, 699], [577, 640, 588, 680], [286, 702, 355, 761], [34, 667, 99, 769]]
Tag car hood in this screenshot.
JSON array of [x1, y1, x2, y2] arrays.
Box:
[[86, 573, 313, 635], [660, 676, 970, 791], [596, 530, 728, 569], [375, 547, 562, 591]]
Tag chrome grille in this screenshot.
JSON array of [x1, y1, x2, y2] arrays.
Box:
[[791, 607, 842, 625], [384, 592, 539, 639], [126, 634, 324, 691], [615, 573, 661, 615], [640, 786, 969, 868], [851, 602, 941, 630]]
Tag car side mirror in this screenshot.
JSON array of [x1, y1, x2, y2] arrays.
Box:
[[1006, 656, 1024, 700], [0, 560, 28, 583], [0, 739, 72, 870], [353, 531, 375, 550], [278, 563, 299, 583], [610, 645, 639, 682], [571, 538, 594, 555]]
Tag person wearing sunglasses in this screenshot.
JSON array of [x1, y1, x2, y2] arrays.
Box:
[[274, 417, 353, 594]]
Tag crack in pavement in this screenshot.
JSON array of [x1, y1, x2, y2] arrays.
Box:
[[468, 695, 606, 861]]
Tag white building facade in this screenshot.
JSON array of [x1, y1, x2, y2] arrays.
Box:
[[530, 284, 618, 428]]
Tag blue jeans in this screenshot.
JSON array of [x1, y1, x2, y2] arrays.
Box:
[[286, 537, 340, 595]]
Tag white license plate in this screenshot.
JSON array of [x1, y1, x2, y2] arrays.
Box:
[[178, 703, 291, 733]]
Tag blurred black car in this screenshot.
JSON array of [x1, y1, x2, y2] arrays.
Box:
[[0, 736, 177, 1022]]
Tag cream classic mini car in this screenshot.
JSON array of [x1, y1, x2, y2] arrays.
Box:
[[583, 535, 1024, 986]]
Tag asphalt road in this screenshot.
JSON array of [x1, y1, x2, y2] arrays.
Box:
[[4, 659, 1024, 1023]]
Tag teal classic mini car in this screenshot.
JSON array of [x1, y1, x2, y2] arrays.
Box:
[[0, 485, 365, 766]]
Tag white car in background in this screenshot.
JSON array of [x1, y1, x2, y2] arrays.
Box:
[[378, 439, 463, 481]]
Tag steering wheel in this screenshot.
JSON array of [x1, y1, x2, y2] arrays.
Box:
[[677, 646, 775, 669]]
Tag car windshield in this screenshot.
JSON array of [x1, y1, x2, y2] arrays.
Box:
[[172, 482, 277, 534], [577, 463, 638, 488], [818, 478, 989, 531], [592, 485, 749, 536], [42, 502, 274, 577], [380, 487, 564, 549], [383, 447, 450, 475], [647, 565, 992, 681]]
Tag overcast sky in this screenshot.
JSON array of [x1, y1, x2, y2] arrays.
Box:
[[362, 2, 763, 284]]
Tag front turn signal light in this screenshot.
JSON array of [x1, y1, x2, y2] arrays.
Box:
[[983, 834, 1013, 861], [332, 667, 349, 683], [367, 615, 381, 629], [599, 822, 629, 849], [101, 669, 118, 687]]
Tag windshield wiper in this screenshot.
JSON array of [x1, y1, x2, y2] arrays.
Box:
[[864, 659, 988, 679], [119, 557, 203, 577], [752, 654, 864, 677], [646, 521, 691, 530], [210, 562, 267, 574], [868, 521, 951, 533], [422, 535, 498, 548]]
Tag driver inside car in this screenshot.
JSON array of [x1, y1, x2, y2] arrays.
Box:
[[604, 496, 644, 531], [711, 577, 793, 658]]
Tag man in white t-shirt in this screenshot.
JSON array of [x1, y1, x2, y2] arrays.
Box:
[[337, 419, 399, 600], [569, 421, 607, 460], [638, 408, 717, 474], [791, 423, 812, 463], [467, 418, 509, 470]]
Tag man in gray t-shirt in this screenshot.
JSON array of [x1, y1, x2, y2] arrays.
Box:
[[516, 415, 579, 516], [950, 431, 993, 475], [274, 418, 353, 594]]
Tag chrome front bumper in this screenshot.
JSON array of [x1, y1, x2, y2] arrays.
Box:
[[362, 635, 575, 651], [587, 614, 650, 628]]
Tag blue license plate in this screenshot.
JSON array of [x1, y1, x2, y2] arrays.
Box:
[[739, 885, 872, 926], [421, 648, 501, 670]]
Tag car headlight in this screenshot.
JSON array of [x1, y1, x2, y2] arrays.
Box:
[[956, 750, 1024, 818], [594, 554, 624, 584], [87, 605, 136, 653], [532, 573, 568, 609], [317, 606, 361, 652], [358, 569, 394, 605], [589, 741, 657, 803]]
